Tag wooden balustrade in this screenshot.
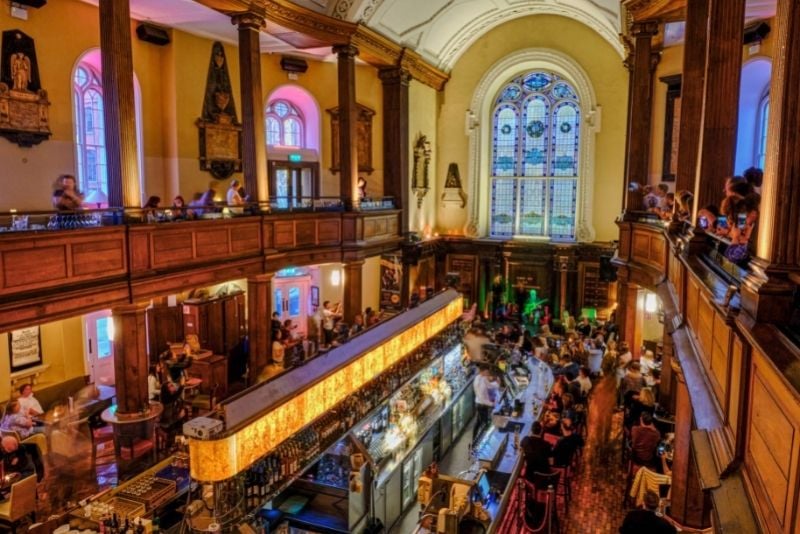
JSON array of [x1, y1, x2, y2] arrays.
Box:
[[619, 220, 800, 532], [0, 209, 401, 332]]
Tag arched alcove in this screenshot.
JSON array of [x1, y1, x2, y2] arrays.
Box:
[[735, 57, 771, 173]]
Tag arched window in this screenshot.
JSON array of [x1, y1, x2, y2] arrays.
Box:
[[756, 92, 769, 170], [72, 52, 144, 207], [73, 64, 107, 201], [265, 99, 305, 148], [490, 71, 581, 240]]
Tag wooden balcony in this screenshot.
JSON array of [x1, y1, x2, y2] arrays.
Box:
[[0, 209, 402, 331], [617, 219, 800, 533]]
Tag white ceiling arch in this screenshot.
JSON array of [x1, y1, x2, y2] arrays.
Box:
[[328, 0, 624, 70]]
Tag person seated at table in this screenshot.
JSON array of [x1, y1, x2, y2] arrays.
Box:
[[574, 367, 593, 398], [350, 313, 366, 337], [545, 378, 567, 413], [521, 422, 552, 481], [639, 349, 658, 376], [272, 329, 286, 367], [0, 436, 34, 479], [271, 311, 282, 337], [620, 362, 646, 407], [158, 381, 185, 450], [631, 412, 662, 468], [1, 401, 42, 439], [619, 490, 676, 534], [626, 387, 656, 430], [560, 393, 577, 425], [553, 354, 580, 378], [148, 364, 162, 401], [17, 384, 43, 418], [281, 319, 299, 343], [551, 419, 584, 468]]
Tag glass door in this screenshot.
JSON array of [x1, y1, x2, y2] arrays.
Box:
[[84, 310, 115, 385], [268, 161, 320, 208], [272, 275, 311, 338]]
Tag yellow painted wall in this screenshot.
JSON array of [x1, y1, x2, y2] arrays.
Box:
[[260, 54, 384, 198], [408, 80, 438, 234], [435, 15, 629, 242], [0, 317, 86, 403], [0, 0, 384, 210], [0, 0, 167, 210]]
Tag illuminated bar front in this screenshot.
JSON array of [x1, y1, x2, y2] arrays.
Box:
[[188, 290, 463, 481]]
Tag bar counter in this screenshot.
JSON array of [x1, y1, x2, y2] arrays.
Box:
[[405, 355, 554, 534]]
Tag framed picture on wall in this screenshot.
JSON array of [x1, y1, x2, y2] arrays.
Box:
[[9, 326, 42, 372], [311, 286, 320, 308]]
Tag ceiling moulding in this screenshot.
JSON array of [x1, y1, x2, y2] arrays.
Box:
[[622, 0, 687, 23], [193, 0, 449, 90]]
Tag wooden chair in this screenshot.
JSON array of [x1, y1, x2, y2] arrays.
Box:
[[0, 475, 37, 533]]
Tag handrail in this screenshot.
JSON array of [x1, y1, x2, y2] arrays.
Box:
[[0, 196, 398, 233]]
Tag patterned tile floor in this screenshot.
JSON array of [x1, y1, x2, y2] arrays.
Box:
[[562, 409, 628, 534]]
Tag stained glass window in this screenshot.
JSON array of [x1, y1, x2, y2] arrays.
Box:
[[549, 179, 577, 240], [519, 180, 547, 236], [490, 70, 581, 240], [490, 179, 517, 237], [265, 99, 305, 148], [492, 105, 518, 176]]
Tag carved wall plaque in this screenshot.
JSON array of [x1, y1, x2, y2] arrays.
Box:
[[412, 134, 431, 207], [196, 42, 242, 179], [441, 162, 467, 208], [0, 30, 51, 147], [328, 103, 374, 174]]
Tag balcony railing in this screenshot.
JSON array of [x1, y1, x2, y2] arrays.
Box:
[[0, 196, 397, 233]]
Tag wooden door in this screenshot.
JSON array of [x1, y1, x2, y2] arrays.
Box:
[[147, 305, 184, 360]]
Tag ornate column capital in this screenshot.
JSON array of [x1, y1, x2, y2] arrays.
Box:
[[631, 19, 660, 38], [333, 43, 360, 58], [232, 12, 266, 30], [379, 66, 412, 86]]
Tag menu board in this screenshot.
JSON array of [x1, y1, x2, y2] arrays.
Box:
[[9, 326, 42, 372]]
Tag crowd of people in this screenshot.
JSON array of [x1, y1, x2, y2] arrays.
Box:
[[51, 174, 254, 221], [633, 167, 763, 265], [466, 304, 676, 532]]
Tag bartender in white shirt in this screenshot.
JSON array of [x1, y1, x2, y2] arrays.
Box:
[[473, 366, 500, 443], [17, 384, 44, 417]]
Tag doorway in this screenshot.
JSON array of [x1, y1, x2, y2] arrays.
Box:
[[273, 275, 312, 338], [269, 161, 318, 208], [84, 310, 115, 385]]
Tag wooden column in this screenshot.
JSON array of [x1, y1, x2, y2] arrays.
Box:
[[742, 0, 800, 322], [694, 0, 745, 211], [334, 44, 360, 207], [676, 0, 709, 197], [343, 259, 364, 324], [99, 0, 140, 208], [623, 21, 659, 214], [616, 279, 638, 351], [670, 373, 711, 527], [247, 273, 273, 383], [235, 13, 269, 205], [380, 67, 411, 232], [112, 302, 149, 415]]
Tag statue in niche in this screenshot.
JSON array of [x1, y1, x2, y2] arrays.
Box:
[[11, 52, 30, 91], [441, 162, 467, 208], [0, 30, 51, 147], [196, 41, 242, 180], [412, 134, 431, 208]]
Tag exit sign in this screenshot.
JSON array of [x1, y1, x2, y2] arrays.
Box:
[[288, 153, 302, 163]]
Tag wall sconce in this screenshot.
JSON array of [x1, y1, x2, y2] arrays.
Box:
[[330, 269, 342, 287], [644, 292, 658, 314]]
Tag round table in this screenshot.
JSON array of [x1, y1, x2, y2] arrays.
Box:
[[101, 402, 163, 460]]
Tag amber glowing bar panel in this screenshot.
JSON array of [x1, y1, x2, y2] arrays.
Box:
[[189, 291, 463, 481]]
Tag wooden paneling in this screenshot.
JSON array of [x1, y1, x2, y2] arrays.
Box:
[[631, 227, 668, 271], [342, 210, 402, 245], [129, 219, 263, 274], [686, 274, 699, 332], [746, 349, 800, 533], [0, 228, 127, 298], [728, 335, 744, 448], [263, 213, 345, 251]]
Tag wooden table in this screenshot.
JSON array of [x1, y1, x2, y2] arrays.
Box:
[[101, 402, 164, 461]]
